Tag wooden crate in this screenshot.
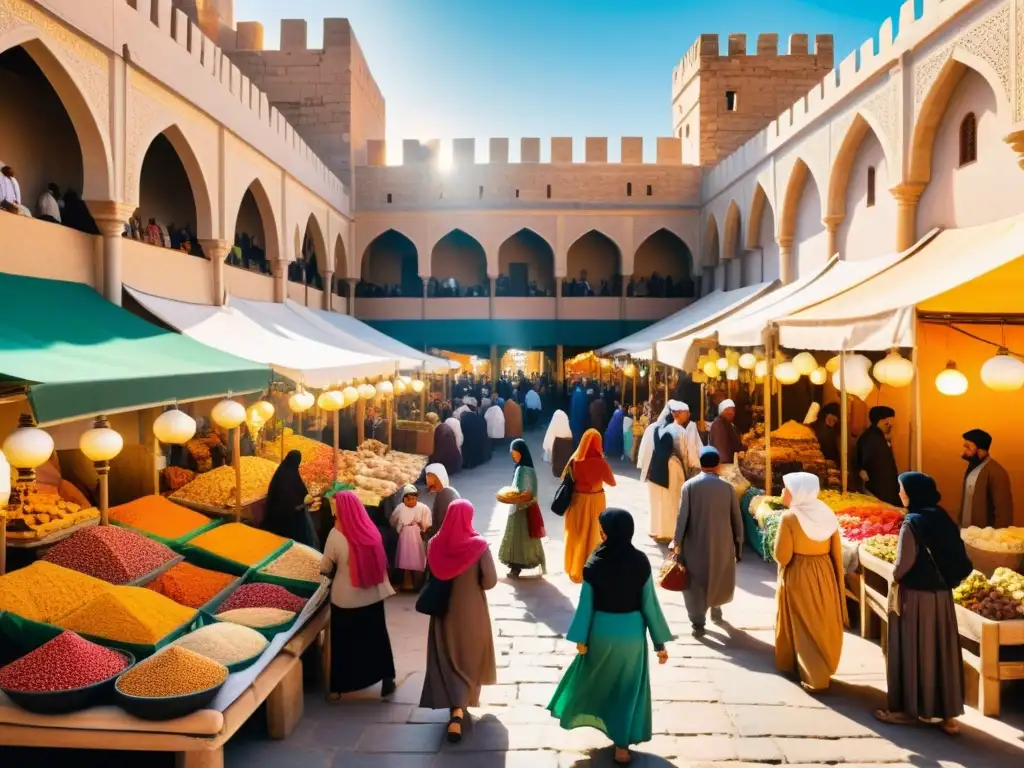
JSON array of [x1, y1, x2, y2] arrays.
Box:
[[857, 544, 1024, 717]]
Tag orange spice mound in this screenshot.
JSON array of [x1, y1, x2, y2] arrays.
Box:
[[110, 495, 212, 540]]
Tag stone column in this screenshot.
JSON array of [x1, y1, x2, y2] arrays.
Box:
[[489, 277, 497, 319], [321, 270, 334, 311], [891, 183, 924, 253], [347, 278, 358, 316], [272, 259, 287, 302], [777, 235, 795, 284], [620, 274, 628, 322], [200, 239, 233, 306], [86, 201, 137, 306], [823, 215, 844, 259]]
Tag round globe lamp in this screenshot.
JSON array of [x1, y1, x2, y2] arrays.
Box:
[[2, 414, 54, 573], [873, 350, 914, 388], [738, 352, 757, 370], [774, 361, 801, 385], [793, 352, 818, 376], [825, 355, 841, 374], [980, 349, 1024, 392], [754, 359, 768, 379], [936, 362, 968, 396], [211, 398, 246, 430], [809, 367, 828, 386], [716, 357, 729, 372], [80, 416, 123, 526], [378, 380, 395, 396], [726, 365, 740, 381], [153, 407, 196, 445]]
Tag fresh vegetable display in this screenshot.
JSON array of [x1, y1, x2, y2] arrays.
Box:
[[42, 526, 177, 585], [953, 569, 1024, 621], [836, 507, 905, 541], [0, 631, 130, 693], [862, 534, 898, 563], [961, 526, 1024, 554]]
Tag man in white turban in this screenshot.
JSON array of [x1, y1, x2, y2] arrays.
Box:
[[710, 398, 745, 464], [637, 400, 704, 541]]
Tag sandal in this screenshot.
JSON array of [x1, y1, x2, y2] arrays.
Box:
[[873, 709, 914, 726], [326, 692, 342, 704], [613, 746, 632, 764], [447, 708, 465, 744], [939, 719, 960, 735]]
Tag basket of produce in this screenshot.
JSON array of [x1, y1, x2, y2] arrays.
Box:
[[496, 486, 531, 505], [41, 526, 182, 586], [0, 631, 134, 715], [110, 495, 221, 547], [114, 646, 228, 720], [254, 545, 323, 594], [953, 569, 1024, 621], [171, 622, 268, 674], [212, 607, 297, 639], [961, 527, 1024, 577]]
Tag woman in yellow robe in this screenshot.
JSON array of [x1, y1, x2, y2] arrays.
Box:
[[562, 429, 616, 583], [773, 472, 849, 692]]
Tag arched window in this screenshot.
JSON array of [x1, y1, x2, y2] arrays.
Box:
[[866, 166, 876, 207], [959, 112, 977, 166]]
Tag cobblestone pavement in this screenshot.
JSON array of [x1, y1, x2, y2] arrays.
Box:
[[3, 430, 1023, 767]]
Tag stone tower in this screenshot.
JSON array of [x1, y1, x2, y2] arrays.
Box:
[[173, 0, 236, 49], [672, 33, 834, 166]]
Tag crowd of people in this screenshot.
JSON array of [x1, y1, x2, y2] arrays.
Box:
[[558, 271, 696, 298], [0, 166, 102, 235]]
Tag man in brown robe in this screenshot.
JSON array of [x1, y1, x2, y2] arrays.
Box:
[[960, 429, 1014, 528], [709, 399, 744, 464]]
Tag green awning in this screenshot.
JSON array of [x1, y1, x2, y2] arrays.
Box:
[[0, 274, 270, 424]]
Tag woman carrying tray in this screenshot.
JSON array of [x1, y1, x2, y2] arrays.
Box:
[[497, 439, 547, 579]]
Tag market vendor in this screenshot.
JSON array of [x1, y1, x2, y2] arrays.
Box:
[[811, 403, 841, 464], [854, 406, 900, 507], [709, 399, 744, 464], [960, 428, 1014, 529]]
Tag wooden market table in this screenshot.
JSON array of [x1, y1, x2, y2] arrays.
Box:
[[858, 545, 1024, 716], [0, 603, 329, 768]]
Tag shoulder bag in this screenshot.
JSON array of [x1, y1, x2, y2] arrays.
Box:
[[415, 566, 453, 617], [658, 506, 688, 591], [551, 463, 575, 517]]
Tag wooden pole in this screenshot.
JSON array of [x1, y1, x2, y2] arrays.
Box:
[[700, 382, 706, 428], [152, 434, 161, 495], [233, 426, 242, 522], [840, 343, 849, 494], [764, 329, 774, 495], [332, 409, 340, 484], [357, 399, 366, 444], [663, 363, 669, 405], [911, 312, 922, 470], [386, 396, 393, 451], [419, 377, 427, 418], [98, 466, 110, 526], [632, 367, 637, 409], [280, 419, 286, 462]]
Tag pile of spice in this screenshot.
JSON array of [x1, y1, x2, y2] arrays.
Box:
[[58, 586, 196, 645], [116, 646, 227, 698], [259, 543, 321, 583], [170, 457, 279, 508], [110, 495, 212, 541], [0, 562, 111, 623], [215, 607, 295, 629], [42, 526, 177, 585], [173, 623, 268, 666], [147, 562, 235, 609], [189, 523, 287, 567], [0, 631, 130, 692], [218, 583, 306, 614]]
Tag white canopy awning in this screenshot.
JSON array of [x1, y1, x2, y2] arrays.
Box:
[[127, 288, 397, 388], [298, 304, 451, 373], [598, 282, 776, 359], [775, 216, 1024, 351]]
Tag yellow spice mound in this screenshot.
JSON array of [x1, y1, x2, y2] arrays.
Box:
[[58, 586, 195, 645], [110, 495, 212, 540], [117, 646, 227, 698], [170, 457, 279, 508], [770, 420, 816, 441], [0, 561, 111, 623], [189, 522, 287, 566]]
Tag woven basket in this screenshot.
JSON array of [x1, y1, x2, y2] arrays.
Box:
[[963, 542, 1024, 578]]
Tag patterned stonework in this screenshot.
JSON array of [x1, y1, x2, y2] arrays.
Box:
[[861, 76, 900, 165], [913, 2, 1011, 117], [125, 84, 170, 206], [1016, 0, 1024, 122]]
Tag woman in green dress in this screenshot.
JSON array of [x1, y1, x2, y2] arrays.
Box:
[[547, 508, 673, 765], [498, 438, 547, 578]]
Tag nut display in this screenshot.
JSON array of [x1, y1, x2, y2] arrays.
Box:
[[170, 457, 279, 509], [259, 543, 322, 584], [962, 526, 1024, 554]]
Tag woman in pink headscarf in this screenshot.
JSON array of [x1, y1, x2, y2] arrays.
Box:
[[320, 491, 396, 701], [420, 500, 497, 743]]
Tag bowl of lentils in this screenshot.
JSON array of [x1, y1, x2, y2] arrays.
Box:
[[0, 631, 134, 714], [114, 645, 228, 720]]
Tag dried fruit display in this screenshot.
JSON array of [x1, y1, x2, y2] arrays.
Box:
[[116, 646, 227, 697], [42, 526, 177, 585], [359, 439, 388, 457], [836, 507, 905, 542], [110, 495, 212, 540], [163, 467, 196, 492], [5, 491, 98, 540], [170, 457, 279, 508], [962, 526, 1024, 554], [863, 534, 898, 563], [0, 631, 129, 692], [740, 420, 833, 491]]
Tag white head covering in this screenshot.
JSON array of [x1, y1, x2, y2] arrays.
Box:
[[718, 398, 736, 415], [542, 410, 572, 461], [668, 400, 689, 413], [803, 402, 820, 425], [424, 463, 450, 489], [445, 417, 464, 450], [783, 472, 838, 542], [484, 401, 505, 439]]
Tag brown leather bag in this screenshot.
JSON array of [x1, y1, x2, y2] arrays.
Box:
[[658, 556, 689, 592]]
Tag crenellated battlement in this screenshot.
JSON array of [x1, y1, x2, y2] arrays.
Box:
[[358, 137, 687, 167], [672, 32, 834, 94]]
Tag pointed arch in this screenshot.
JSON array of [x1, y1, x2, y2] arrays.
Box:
[[333, 234, 348, 279], [909, 50, 1011, 185], [566, 230, 622, 292], [746, 183, 773, 250], [136, 125, 214, 239], [828, 113, 893, 219], [779, 158, 824, 241], [430, 228, 487, 289], [702, 215, 720, 267], [497, 228, 555, 295], [361, 229, 421, 296], [231, 178, 279, 263], [722, 201, 742, 260], [633, 229, 695, 297], [0, 33, 112, 201]]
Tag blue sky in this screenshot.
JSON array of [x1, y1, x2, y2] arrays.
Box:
[[235, 0, 918, 163]]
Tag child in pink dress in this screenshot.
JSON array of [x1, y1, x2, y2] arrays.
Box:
[[390, 484, 432, 590]]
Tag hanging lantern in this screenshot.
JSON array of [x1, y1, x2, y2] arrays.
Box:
[[793, 351, 818, 376], [726, 365, 739, 381], [980, 348, 1024, 392], [153, 407, 196, 445], [873, 349, 914, 388], [211, 398, 246, 429], [358, 383, 377, 400], [318, 390, 345, 411], [378, 380, 395, 396], [3, 415, 54, 476], [702, 361, 719, 378], [774, 361, 800, 385], [411, 379, 426, 394], [342, 386, 360, 405], [691, 370, 707, 384], [849, 353, 873, 373], [935, 361, 968, 396], [825, 355, 841, 374], [832, 363, 875, 402], [251, 400, 275, 422], [754, 359, 768, 379], [738, 352, 757, 370], [288, 389, 315, 414], [394, 379, 407, 395], [809, 367, 828, 386], [716, 357, 729, 372], [400, 375, 412, 385]]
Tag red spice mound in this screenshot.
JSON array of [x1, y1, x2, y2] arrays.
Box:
[[42, 526, 176, 585], [0, 631, 129, 692], [218, 583, 307, 614]]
